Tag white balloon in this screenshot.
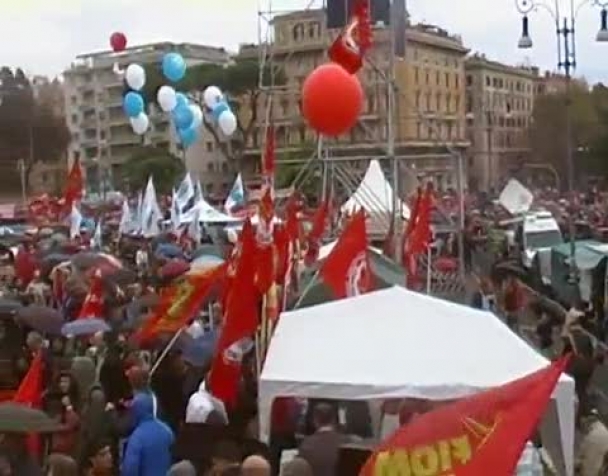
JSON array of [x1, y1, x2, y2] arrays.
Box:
[[125, 64, 146, 91], [189, 104, 203, 127], [130, 113, 149, 135], [218, 110, 237, 136], [157, 85, 177, 112], [203, 86, 223, 109]]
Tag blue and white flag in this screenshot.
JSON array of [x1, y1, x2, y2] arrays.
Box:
[[176, 173, 196, 215], [224, 173, 245, 214]]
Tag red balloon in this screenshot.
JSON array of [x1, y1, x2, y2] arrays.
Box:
[[301, 63, 364, 137], [110, 32, 127, 52]]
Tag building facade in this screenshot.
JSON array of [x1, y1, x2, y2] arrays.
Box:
[[239, 9, 469, 192], [63, 42, 231, 194], [465, 54, 538, 191]]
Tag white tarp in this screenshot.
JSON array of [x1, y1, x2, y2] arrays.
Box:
[[259, 287, 575, 475], [180, 199, 242, 224], [499, 178, 534, 216], [341, 159, 410, 236]]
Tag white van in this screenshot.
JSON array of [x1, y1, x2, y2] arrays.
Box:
[[518, 211, 563, 281]]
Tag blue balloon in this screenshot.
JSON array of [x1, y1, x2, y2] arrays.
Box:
[[179, 125, 198, 148], [175, 92, 188, 108], [162, 52, 187, 82], [123, 92, 144, 118], [211, 102, 230, 122], [173, 105, 194, 130]]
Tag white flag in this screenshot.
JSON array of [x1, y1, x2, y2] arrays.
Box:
[[69, 204, 83, 240], [188, 206, 201, 246], [119, 200, 132, 236], [170, 189, 181, 232], [91, 220, 102, 250], [141, 176, 162, 237]]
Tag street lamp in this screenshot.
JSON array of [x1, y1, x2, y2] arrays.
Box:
[[515, 0, 608, 286]]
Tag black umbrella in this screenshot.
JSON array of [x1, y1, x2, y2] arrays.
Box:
[[0, 298, 23, 317], [39, 253, 71, 276], [0, 403, 61, 433], [15, 305, 64, 336]]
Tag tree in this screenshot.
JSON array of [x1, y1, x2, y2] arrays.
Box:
[[0, 67, 70, 193], [142, 57, 285, 171], [121, 146, 185, 195], [529, 83, 601, 184]]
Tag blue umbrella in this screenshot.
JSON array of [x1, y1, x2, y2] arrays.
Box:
[[155, 243, 184, 259], [177, 330, 218, 367], [62, 318, 110, 337]]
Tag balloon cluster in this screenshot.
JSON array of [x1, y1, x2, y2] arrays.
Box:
[[201, 86, 237, 137], [154, 53, 203, 148], [123, 65, 149, 135]]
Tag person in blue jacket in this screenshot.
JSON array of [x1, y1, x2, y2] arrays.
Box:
[[121, 392, 174, 476]]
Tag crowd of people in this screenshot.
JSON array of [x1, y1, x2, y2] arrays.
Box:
[[1, 181, 608, 475]]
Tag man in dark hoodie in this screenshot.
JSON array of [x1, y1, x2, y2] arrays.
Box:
[[121, 392, 174, 476]]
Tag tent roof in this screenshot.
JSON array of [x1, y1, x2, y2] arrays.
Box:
[[341, 159, 410, 219], [181, 199, 242, 224], [263, 287, 569, 393]]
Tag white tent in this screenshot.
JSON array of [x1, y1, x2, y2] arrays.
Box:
[[180, 199, 242, 224], [259, 287, 575, 475], [341, 159, 410, 236]]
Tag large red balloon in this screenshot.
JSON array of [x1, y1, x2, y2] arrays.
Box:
[[301, 63, 364, 137], [110, 32, 127, 52]]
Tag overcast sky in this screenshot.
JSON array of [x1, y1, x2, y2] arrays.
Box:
[[2, 0, 607, 83]]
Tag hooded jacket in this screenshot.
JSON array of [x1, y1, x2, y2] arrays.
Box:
[[121, 392, 174, 476]]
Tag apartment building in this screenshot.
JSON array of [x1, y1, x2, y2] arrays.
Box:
[[465, 54, 538, 192], [63, 42, 231, 194]]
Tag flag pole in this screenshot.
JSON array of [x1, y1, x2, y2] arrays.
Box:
[[150, 327, 185, 377], [292, 269, 320, 310], [426, 246, 432, 294]]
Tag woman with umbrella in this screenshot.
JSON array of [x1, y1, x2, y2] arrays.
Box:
[[43, 372, 81, 457]]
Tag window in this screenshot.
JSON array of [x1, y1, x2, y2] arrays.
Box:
[[486, 76, 491, 87], [445, 72, 450, 88], [436, 71, 440, 85], [414, 67, 419, 84], [436, 93, 441, 112], [466, 75, 472, 87], [207, 162, 215, 172], [425, 70, 429, 84], [206, 142, 213, 153], [41, 172, 48, 184], [415, 91, 421, 109]]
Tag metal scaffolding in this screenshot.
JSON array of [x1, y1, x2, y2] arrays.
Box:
[[254, 0, 468, 289]]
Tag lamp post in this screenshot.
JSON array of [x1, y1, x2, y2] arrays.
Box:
[[515, 0, 608, 284]]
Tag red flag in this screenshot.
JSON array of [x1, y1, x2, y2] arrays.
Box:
[[13, 352, 43, 407], [256, 188, 276, 295], [208, 220, 259, 406], [328, 0, 373, 74], [319, 210, 373, 298], [304, 200, 329, 266], [360, 356, 569, 476], [13, 352, 44, 457], [77, 271, 104, 319], [403, 185, 433, 286], [135, 265, 227, 343], [64, 158, 83, 208], [14, 245, 37, 287]]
